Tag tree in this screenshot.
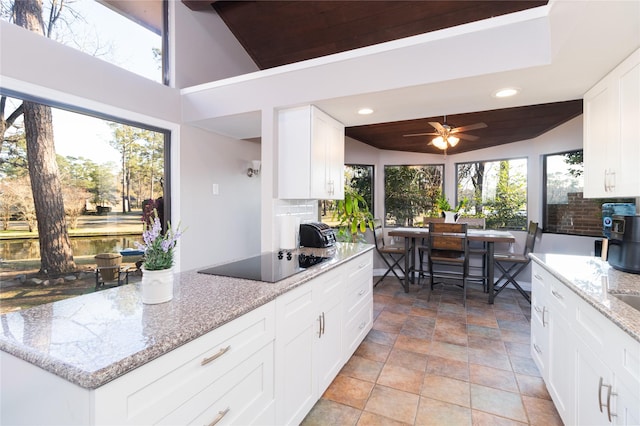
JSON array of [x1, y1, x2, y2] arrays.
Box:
[[384, 165, 442, 226], [457, 162, 486, 216], [484, 161, 527, 230], [10, 0, 77, 273]]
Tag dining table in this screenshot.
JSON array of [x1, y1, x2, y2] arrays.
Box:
[[388, 227, 516, 304]]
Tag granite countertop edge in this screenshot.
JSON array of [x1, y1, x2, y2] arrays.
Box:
[[0, 243, 375, 389], [529, 253, 640, 344]]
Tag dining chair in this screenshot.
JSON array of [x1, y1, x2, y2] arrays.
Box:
[[373, 219, 406, 287], [458, 217, 489, 291], [423, 222, 469, 306], [492, 221, 542, 303]]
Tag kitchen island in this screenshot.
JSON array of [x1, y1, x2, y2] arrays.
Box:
[[528, 253, 640, 425], [0, 242, 374, 425]]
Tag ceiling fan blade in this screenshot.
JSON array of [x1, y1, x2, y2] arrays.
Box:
[[428, 122, 446, 133], [450, 122, 488, 133], [456, 133, 479, 141], [403, 132, 439, 137]]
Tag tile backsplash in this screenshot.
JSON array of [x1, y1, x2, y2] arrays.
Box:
[[274, 199, 318, 250]]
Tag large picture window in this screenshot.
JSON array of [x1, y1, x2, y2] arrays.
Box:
[[543, 150, 633, 236], [456, 158, 528, 230], [0, 93, 169, 313], [384, 165, 443, 227]]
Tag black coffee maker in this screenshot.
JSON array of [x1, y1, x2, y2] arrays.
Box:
[[608, 215, 640, 274]]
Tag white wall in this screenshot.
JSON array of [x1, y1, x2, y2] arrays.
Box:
[[178, 125, 261, 271], [171, 1, 258, 89]]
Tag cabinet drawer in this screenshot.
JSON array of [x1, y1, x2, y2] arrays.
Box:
[[158, 342, 275, 426], [95, 302, 275, 425], [344, 272, 372, 316], [345, 252, 373, 282], [574, 296, 610, 356], [343, 300, 373, 361], [547, 278, 577, 315], [532, 263, 553, 291], [530, 316, 548, 379], [531, 280, 547, 327]]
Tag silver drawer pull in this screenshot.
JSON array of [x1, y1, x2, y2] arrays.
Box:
[[533, 343, 542, 354], [358, 289, 366, 296], [201, 345, 231, 366], [551, 289, 564, 300], [542, 306, 547, 327], [207, 407, 230, 426], [534, 273, 543, 281], [358, 263, 367, 269], [534, 305, 542, 314], [598, 377, 617, 422], [358, 321, 367, 330]]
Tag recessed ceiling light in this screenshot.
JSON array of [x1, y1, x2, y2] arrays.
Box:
[[358, 108, 374, 115], [493, 87, 520, 98]]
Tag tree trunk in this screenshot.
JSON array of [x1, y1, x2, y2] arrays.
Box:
[[16, 0, 76, 274]]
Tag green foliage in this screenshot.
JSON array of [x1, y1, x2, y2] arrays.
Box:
[[435, 193, 468, 213], [384, 165, 442, 226], [484, 161, 527, 230], [563, 150, 583, 178], [334, 186, 374, 243]]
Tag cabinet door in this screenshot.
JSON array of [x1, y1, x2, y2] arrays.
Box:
[[310, 106, 345, 200], [575, 340, 614, 426], [530, 267, 549, 378], [275, 284, 317, 425], [584, 80, 616, 197], [547, 308, 575, 426], [315, 292, 343, 395], [615, 57, 640, 196]]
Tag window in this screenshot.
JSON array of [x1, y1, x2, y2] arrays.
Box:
[[1, 0, 165, 84], [384, 165, 443, 227], [456, 158, 528, 230], [0, 93, 169, 313], [543, 150, 633, 236], [321, 164, 374, 225]]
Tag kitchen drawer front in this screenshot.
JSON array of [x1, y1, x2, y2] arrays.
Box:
[[95, 302, 275, 425], [531, 275, 547, 327], [530, 315, 548, 380], [532, 263, 552, 292], [313, 266, 343, 304], [547, 276, 577, 315], [345, 251, 373, 283], [343, 299, 373, 361], [158, 341, 275, 426], [344, 270, 372, 317], [573, 294, 611, 358]]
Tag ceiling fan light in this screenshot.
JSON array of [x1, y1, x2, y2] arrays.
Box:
[[432, 136, 447, 150], [448, 136, 460, 147]]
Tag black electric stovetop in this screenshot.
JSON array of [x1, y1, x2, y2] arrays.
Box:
[[198, 251, 331, 283]]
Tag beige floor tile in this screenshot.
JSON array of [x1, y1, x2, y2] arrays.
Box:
[[467, 324, 502, 340], [421, 375, 471, 408], [470, 383, 527, 423], [323, 375, 375, 409], [500, 329, 531, 344], [394, 334, 431, 355], [415, 396, 472, 426], [365, 329, 398, 347], [301, 398, 361, 426], [469, 364, 519, 393], [515, 374, 551, 400], [356, 411, 410, 426], [364, 385, 420, 424], [377, 363, 424, 394], [340, 355, 385, 383], [409, 306, 438, 318], [425, 355, 470, 382], [433, 327, 469, 346], [505, 341, 533, 359], [471, 409, 528, 426], [466, 314, 499, 328], [427, 340, 469, 363], [521, 395, 563, 425], [468, 346, 512, 371], [467, 335, 507, 354], [386, 348, 429, 372], [355, 340, 393, 363], [509, 355, 541, 377]]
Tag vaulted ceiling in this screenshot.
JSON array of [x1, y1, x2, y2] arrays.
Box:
[[176, 1, 638, 154]]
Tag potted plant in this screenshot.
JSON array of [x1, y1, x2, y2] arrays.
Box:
[[136, 209, 184, 304], [435, 194, 469, 223], [333, 186, 375, 243]]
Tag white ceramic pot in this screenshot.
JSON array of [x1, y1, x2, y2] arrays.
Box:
[[443, 211, 459, 223], [140, 267, 174, 304]]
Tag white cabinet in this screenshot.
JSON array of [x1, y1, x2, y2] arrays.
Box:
[[275, 251, 373, 425], [531, 262, 640, 426], [278, 105, 345, 200], [584, 48, 640, 198]]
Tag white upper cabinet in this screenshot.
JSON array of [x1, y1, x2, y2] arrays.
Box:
[[278, 105, 345, 200], [584, 48, 640, 198]]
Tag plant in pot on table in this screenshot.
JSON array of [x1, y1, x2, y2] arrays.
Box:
[[334, 186, 375, 243], [435, 194, 469, 223], [136, 209, 184, 304]]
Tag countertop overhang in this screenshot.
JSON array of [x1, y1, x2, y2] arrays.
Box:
[[529, 253, 640, 344], [0, 243, 374, 389]]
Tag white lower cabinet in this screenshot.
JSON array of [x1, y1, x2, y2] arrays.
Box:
[[275, 250, 374, 425], [531, 263, 640, 426]]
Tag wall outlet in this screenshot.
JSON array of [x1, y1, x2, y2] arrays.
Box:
[[212, 183, 219, 195]]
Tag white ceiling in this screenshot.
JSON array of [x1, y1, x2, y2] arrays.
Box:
[[181, 0, 639, 140]]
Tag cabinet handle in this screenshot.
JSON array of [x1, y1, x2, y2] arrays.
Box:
[[598, 377, 617, 422], [533, 305, 542, 314], [207, 407, 230, 426], [321, 312, 326, 336], [542, 306, 547, 327], [534, 273, 543, 281], [533, 343, 542, 354], [318, 314, 323, 338], [358, 263, 367, 269], [201, 345, 231, 366], [358, 289, 366, 296], [358, 321, 366, 330], [551, 289, 564, 300]]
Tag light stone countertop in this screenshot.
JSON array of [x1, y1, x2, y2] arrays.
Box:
[[529, 253, 640, 344], [0, 243, 374, 390]]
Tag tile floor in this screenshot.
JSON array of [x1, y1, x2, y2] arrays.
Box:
[[301, 278, 564, 426]]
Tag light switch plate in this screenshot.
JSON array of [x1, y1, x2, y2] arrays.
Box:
[[212, 183, 219, 195]]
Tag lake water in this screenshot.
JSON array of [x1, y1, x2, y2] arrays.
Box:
[[0, 235, 143, 261]]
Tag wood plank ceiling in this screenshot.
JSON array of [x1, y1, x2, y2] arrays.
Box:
[[182, 0, 583, 154]]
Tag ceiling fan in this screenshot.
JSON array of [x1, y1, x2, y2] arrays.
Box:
[[404, 116, 488, 151]]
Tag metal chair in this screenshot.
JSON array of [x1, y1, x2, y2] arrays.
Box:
[[492, 221, 542, 303], [424, 222, 469, 306], [373, 219, 406, 287], [95, 253, 130, 290]]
